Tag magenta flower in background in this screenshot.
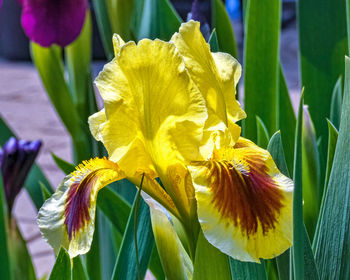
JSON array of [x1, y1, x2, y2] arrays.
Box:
[[21, 0, 88, 47]]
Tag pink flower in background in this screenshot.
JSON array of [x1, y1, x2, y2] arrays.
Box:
[[20, 0, 88, 47]]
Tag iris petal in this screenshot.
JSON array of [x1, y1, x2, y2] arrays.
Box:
[[171, 21, 246, 139], [21, 0, 87, 47], [189, 138, 293, 262], [38, 158, 125, 257], [91, 39, 207, 217]]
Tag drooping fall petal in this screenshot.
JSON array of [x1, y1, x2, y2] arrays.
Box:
[[189, 138, 293, 262], [21, 0, 87, 47], [90, 38, 207, 217], [38, 158, 126, 257]]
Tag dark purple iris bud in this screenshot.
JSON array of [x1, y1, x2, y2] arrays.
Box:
[[187, 0, 210, 41], [20, 0, 88, 47], [0, 137, 42, 213]]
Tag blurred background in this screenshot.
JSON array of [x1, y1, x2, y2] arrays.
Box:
[[0, 0, 298, 277]]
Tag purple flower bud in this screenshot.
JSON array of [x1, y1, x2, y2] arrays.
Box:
[[20, 0, 88, 47], [187, 0, 210, 41], [0, 138, 42, 213]]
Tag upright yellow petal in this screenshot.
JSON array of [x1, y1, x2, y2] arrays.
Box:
[[171, 20, 246, 142], [188, 138, 293, 262], [91, 39, 207, 217]]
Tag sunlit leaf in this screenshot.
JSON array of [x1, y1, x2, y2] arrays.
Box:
[[193, 231, 231, 280], [211, 0, 238, 58], [256, 116, 270, 148], [143, 194, 192, 280], [0, 177, 11, 280], [243, 0, 281, 140], [298, 0, 347, 167], [314, 56, 350, 280], [49, 248, 71, 280], [330, 77, 343, 130]]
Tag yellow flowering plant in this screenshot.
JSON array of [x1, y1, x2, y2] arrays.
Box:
[[37, 21, 293, 272]]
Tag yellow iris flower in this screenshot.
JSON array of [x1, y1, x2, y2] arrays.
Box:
[[38, 21, 293, 262]]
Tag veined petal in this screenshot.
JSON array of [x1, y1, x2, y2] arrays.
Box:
[[188, 138, 293, 262], [38, 158, 125, 258], [171, 21, 246, 141], [91, 39, 207, 217]]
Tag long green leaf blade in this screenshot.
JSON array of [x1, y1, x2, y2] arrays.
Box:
[[278, 66, 296, 175], [144, 195, 192, 280], [229, 259, 267, 280], [243, 0, 281, 140], [298, 0, 347, 162], [330, 77, 343, 130], [211, 0, 238, 58], [268, 132, 319, 280], [112, 192, 154, 280], [49, 248, 71, 280], [0, 177, 11, 280], [293, 92, 304, 279], [256, 116, 270, 149], [92, 0, 114, 60], [136, 0, 181, 40], [72, 257, 88, 280], [302, 106, 320, 238], [193, 231, 231, 280], [314, 56, 350, 279]]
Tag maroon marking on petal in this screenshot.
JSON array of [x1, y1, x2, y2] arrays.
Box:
[[64, 173, 97, 240], [203, 155, 284, 237]]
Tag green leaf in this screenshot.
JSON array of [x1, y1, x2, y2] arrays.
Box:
[[148, 246, 166, 280], [49, 248, 71, 280], [298, 0, 347, 160], [208, 29, 219, 52], [267, 131, 290, 176], [72, 257, 89, 280], [39, 182, 52, 201], [193, 231, 231, 280], [66, 11, 95, 124], [330, 77, 343, 130], [97, 187, 131, 235], [312, 120, 338, 250], [30, 43, 90, 162], [51, 153, 75, 175], [0, 177, 11, 280], [243, 0, 281, 141], [323, 120, 339, 196], [267, 132, 291, 280], [302, 106, 320, 238], [278, 66, 296, 175], [92, 0, 114, 60], [135, 0, 182, 41], [143, 194, 192, 280], [8, 223, 36, 280], [314, 56, 350, 279], [268, 132, 319, 280], [0, 116, 53, 209], [112, 190, 154, 280], [86, 213, 102, 280], [211, 0, 238, 58], [229, 259, 267, 280], [292, 92, 304, 279], [256, 116, 270, 148], [106, 0, 135, 40]]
